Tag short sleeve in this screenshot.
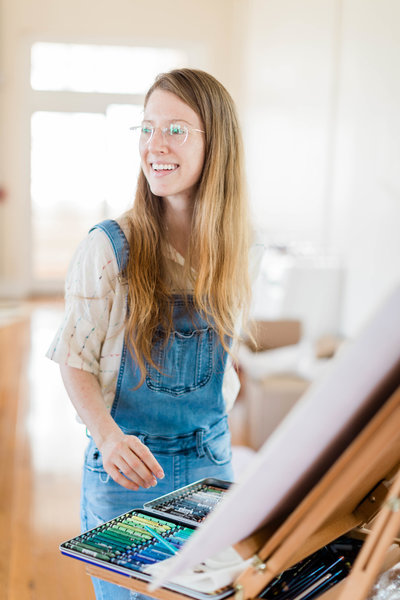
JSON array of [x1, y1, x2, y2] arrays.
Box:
[[46, 228, 123, 375]]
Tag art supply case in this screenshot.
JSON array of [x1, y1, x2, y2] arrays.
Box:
[[60, 478, 232, 600], [143, 477, 231, 525]]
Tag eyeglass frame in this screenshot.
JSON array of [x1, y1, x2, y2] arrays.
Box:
[[129, 122, 205, 147]]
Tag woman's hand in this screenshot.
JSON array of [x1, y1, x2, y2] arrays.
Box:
[[59, 365, 165, 491], [99, 430, 164, 491]]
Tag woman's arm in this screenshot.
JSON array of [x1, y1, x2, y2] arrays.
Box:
[[60, 364, 164, 491]]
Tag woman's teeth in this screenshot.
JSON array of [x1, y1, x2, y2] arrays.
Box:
[[152, 164, 178, 171]]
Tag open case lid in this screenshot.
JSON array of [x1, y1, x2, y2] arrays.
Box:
[[143, 478, 231, 526]]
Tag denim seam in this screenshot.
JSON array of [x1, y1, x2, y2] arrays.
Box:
[[196, 429, 205, 458], [111, 338, 128, 418], [173, 454, 180, 489], [195, 332, 201, 386]]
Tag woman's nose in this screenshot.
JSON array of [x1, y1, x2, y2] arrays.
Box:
[[148, 127, 168, 152]]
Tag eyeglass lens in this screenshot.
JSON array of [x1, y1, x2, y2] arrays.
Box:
[[134, 124, 189, 146]]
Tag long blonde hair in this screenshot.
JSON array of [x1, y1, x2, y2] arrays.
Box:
[[125, 68, 252, 382]]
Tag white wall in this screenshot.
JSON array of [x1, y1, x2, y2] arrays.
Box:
[[243, 0, 400, 336], [242, 0, 339, 250], [330, 0, 400, 335]]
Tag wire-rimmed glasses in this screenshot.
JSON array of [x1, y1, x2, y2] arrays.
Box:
[[130, 122, 205, 147]]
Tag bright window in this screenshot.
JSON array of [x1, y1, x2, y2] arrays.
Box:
[[31, 106, 143, 281], [31, 43, 186, 94]]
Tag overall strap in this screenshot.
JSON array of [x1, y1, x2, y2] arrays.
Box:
[[90, 219, 129, 272]]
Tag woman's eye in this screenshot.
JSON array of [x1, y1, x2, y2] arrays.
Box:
[[141, 126, 153, 135], [169, 124, 185, 135]]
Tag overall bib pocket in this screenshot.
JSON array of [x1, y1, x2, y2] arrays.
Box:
[[146, 326, 214, 396]]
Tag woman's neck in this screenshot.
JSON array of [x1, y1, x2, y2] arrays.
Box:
[[163, 196, 194, 258]]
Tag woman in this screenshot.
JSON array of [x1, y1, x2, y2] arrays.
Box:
[[48, 68, 256, 600]]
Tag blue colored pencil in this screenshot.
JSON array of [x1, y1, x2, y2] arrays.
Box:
[[144, 525, 178, 555]]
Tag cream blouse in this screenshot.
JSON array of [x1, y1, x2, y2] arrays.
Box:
[[47, 212, 263, 413]]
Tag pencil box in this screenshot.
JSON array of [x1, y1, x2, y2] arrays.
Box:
[[59, 478, 232, 600]]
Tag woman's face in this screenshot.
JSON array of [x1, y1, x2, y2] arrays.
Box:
[[139, 89, 205, 204]]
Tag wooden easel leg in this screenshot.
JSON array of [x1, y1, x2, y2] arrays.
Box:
[[337, 468, 400, 600]]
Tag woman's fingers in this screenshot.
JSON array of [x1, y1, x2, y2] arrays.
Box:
[[126, 436, 165, 479], [101, 432, 164, 490], [107, 463, 140, 491], [116, 452, 156, 488]]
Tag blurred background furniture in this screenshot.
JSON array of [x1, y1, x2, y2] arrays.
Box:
[[229, 251, 345, 452]]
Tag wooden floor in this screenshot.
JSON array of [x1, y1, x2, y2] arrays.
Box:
[[0, 300, 95, 600]]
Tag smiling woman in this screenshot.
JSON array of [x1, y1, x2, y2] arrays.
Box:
[[47, 68, 259, 600]]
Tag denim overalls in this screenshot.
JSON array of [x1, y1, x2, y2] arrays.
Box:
[[80, 220, 234, 600]]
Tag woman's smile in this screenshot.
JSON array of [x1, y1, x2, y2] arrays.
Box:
[[151, 162, 179, 174]]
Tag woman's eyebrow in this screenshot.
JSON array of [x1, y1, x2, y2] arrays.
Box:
[[141, 117, 192, 125]]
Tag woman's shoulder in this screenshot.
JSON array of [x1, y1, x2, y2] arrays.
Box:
[[87, 212, 131, 245], [74, 224, 118, 266], [65, 218, 128, 294], [82, 211, 133, 260]]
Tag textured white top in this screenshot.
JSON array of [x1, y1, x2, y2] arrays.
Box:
[[47, 213, 262, 413]]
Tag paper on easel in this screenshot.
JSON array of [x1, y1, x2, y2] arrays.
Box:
[[152, 285, 400, 590]]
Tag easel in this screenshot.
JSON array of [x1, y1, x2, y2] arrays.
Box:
[[232, 382, 400, 600], [87, 383, 400, 600]]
